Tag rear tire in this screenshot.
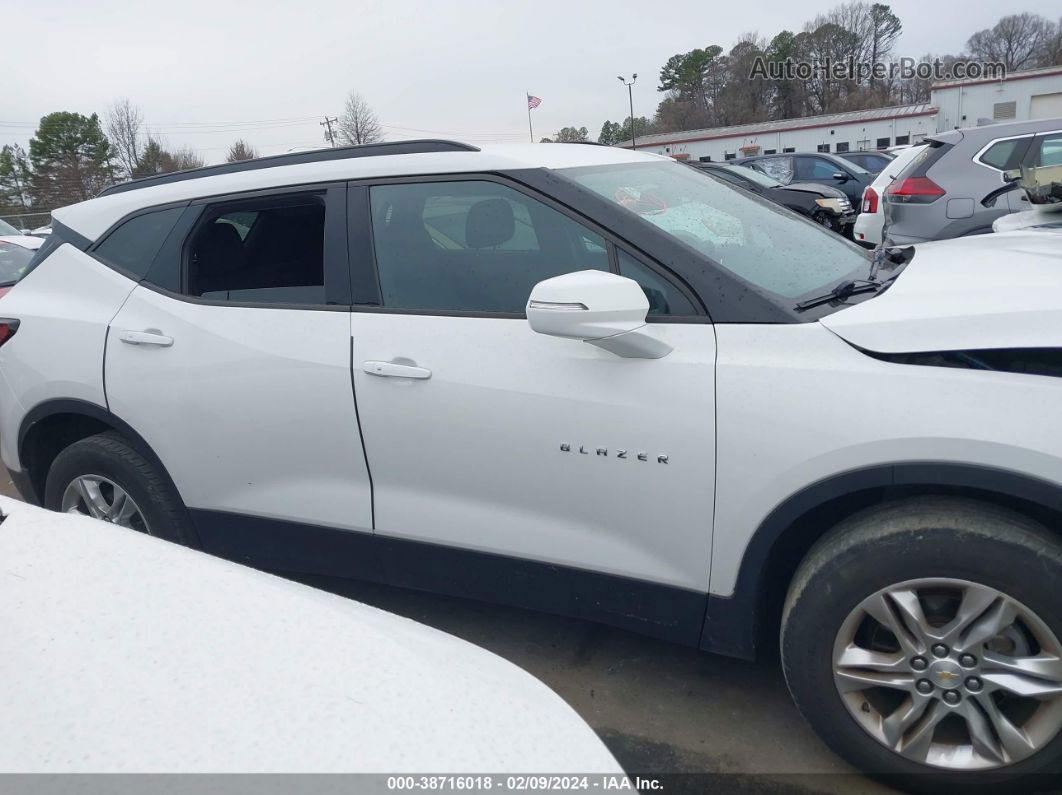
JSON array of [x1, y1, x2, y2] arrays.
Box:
[[44, 432, 194, 546], [781, 497, 1062, 792]]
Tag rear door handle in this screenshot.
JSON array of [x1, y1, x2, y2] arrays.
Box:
[[117, 330, 174, 347], [362, 360, 431, 379]]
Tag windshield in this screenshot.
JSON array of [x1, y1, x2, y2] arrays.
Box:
[[0, 241, 34, 285], [724, 164, 781, 188], [563, 161, 868, 299], [0, 219, 19, 236]]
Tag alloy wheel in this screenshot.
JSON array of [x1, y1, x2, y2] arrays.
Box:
[[61, 474, 151, 534], [833, 577, 1062, 770]]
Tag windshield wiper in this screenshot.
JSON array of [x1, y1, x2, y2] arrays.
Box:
[[794, 279, 882, 311]]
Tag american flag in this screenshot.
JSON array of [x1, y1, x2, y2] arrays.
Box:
[[527, 94, 542, 109]]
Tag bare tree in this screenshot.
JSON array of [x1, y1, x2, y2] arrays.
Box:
[[338, 92, 383, 146], [165, 147, 205, 171], [106, 99, 144, 180], [226, 139, 258, 162], [966, 13, 1054, 72]]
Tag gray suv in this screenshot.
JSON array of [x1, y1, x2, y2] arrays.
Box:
[[884, 117, 1062, 244]]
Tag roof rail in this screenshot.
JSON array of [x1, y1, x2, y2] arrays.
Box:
[[97, 139, 481, 197]]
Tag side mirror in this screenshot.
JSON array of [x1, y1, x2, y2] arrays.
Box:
[[832, 171, 849, 182], [526, 270, 672, 359]]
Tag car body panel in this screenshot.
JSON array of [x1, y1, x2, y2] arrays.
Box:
[[0, 496, 623, 773], [710, 320, 1062, 595], [349, 312, 717, 591], [820, 232, 1062, 353], [853, 144, 927, 246], [885, 117, 1062, 244], [0, 244, 138, 472], [106, 285, 374, 532]]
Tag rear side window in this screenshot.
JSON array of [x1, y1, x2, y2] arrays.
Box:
[[93, 207, 184, 278], [977, 137, 1031, 170], [186, 196, 326, 305]]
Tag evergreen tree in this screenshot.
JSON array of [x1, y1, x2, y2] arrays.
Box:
[[28, 112, 114, 207]]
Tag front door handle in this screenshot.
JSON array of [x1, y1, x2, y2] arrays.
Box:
[[117, 330, 174, 347], [362, 360, 431, 379]]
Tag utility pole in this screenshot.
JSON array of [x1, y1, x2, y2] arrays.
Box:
[[616, 75, 638, 150], [321, 116, 338, 148]]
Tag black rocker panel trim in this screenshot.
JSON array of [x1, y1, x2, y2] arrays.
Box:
[[705, 462, 1062, 660], [190, 508, 708, 647]]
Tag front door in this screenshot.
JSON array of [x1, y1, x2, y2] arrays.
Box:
[[348, 177, 716, 594]]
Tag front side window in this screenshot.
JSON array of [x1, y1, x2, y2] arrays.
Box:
[[186, 196, 326, 304], [1033, 133, 1062, 167], [616, 250, 698, 316], [796, 157, 844, 181], [563, 161, 868, 300], [369, 181, 608, 314], [93, 206, 184, 278]]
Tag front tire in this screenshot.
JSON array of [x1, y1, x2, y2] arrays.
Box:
[[781, 498, 1062, 791], [44, 432, 194, 545]]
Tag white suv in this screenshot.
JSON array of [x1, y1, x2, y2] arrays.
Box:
[[2, 141, 1061, 788]]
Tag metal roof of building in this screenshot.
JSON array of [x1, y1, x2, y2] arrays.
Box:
[[931, 63, 1062, 90], [616, 103, 937, 149]]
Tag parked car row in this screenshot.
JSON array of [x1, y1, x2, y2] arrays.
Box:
[[689, 161, 855, 234], [734, 151, 878, 218]]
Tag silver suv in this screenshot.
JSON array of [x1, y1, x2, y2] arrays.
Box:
[[884, 117, 1062, 244]]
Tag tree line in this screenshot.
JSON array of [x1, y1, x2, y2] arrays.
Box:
[[0, 90, 382, 217], [591, 7, 1062, 144]]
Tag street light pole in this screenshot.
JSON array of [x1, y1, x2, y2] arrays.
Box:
[[616, 74, 638, 150]]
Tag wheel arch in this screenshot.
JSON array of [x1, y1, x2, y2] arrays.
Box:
[[17, 398, 180, 512], [700, 463, 1062, 661]]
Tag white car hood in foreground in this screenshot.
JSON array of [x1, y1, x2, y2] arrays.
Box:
[[821, 231, 1062, 354], [0, 497, 622, 774]]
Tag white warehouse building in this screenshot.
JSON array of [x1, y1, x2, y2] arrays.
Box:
[[619, 64, 1062, 161]]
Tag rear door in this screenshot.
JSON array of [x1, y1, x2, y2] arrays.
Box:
[[105, 184, 374, 556], [346, 177, 717, 598]]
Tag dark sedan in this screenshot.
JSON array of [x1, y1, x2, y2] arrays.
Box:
[[734, 152, 874, 212], [690, 162, 856, 235]]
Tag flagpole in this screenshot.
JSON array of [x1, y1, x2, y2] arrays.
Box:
[[526, 91, 533, 143]]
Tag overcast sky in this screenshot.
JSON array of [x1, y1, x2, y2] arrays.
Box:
[[3, 0, 1059, 163]]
